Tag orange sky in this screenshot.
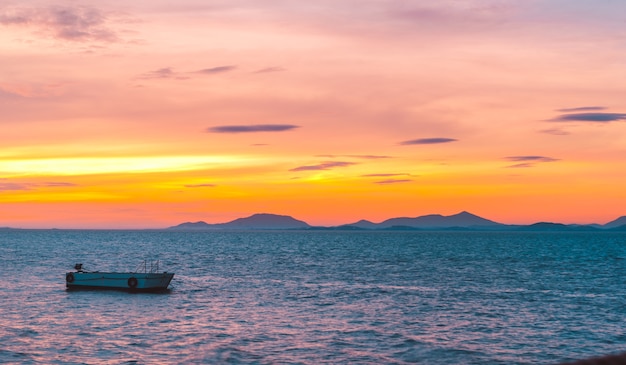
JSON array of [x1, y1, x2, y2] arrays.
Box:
[[1, 1, 626, 228]]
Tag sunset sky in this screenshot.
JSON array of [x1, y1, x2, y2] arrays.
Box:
[[2, 0, 626, 228]]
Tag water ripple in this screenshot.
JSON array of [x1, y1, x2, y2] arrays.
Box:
[[2, 231, 626, 363]]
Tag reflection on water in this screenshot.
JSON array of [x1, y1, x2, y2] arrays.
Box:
[[2, 230, 626, 364]]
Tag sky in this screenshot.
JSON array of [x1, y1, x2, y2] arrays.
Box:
[[1, 0, 626, 229]]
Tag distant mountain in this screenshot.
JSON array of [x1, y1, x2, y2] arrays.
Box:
[[169, 213, 310, 230], [376, 211, 502, 229], [608, 224, 626, 231], [514, 222, 600, 232], [170, 221, 213, 230], [344, 219, 379, 229], [604, 216, 626, 229], [221, 213, 310, 229], [309, 225, 367, 231]]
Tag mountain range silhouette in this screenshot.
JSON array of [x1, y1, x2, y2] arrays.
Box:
[[169, 212, 626, 231]]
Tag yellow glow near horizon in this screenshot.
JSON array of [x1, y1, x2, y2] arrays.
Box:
[[0, 155, 256, 177]]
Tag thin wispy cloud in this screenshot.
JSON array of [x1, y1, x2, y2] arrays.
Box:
[[139, 65, 236, 80], [194, 65, 237, 74], [505, 156, 559, 168], [43, 182, 76, 187], [557, 106, 606, 112], [507, 163, 538, 169], [316, 154, 391, 160], [0, 5, 119, 42], [0, 181, 76, 191], [540, 128, 570, 136], [0, 182, 31, 191], [362, 173, 414, 184], [184, 183, 216, 188], [0, 10, 28, 25], [0, 86, 22, 99], [253, 67, 285, 74], [550, 112, 626, 123], [138, 67, 186, 80], [349, 155, 391, 159], [0, 81, 67, 99], [506, 156, 559, 162], [362, 173, 412, 177], [207, 124, 300, 133], [387, 1, 518, 29], [290, 161, 356, 172], [400, 138, 458, 145], [375, 179, 413, 184]]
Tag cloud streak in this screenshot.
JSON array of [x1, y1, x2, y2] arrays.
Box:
[[550, 112, 626, 123], [43, 182, 76, 187], [540, 128, 570, 136], [0, 86, 23, 99], [375, 179, 413, 184], [184, 183, 216, 188], [505, 156, 559, 168], [506, 156, 559, 162], [0, 181, 77, 191], [0, 5, 119, 42], [194, 65, 237, 74], [382, 0, 521, 35], [207, 124, 300, 133], [362, 173, 411, 177], [557, 106, 606, 112], [316, 154, 392, 160], [400, 138, 458, 145], [290, 161, 356, 172], [139, 65, 237, 80], [0, 182, 32, 191], [138, 67, 186, 80], [253, 67, 285, 74]]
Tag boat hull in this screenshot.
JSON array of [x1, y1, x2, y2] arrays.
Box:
[[66, 272, 174, 292]]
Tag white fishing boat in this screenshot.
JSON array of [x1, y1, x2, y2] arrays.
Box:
[[65, 262, 174, 292]]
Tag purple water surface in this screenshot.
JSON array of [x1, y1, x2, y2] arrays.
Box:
[[1, 230, 626, 364]]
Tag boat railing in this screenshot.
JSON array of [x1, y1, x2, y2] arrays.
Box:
[[134, 260, 162, 273], [72, 261, 166, 274]]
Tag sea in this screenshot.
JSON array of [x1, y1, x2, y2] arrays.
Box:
[[2, 230, 626, 365]]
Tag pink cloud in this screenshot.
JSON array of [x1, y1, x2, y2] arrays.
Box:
[[0, 5, 120, 42]]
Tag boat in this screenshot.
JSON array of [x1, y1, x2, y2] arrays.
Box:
[[65, 261, 174, 292]]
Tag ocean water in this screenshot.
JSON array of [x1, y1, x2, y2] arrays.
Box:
[[1, 230, 626, 364]]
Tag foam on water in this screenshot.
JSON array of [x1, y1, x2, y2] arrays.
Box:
[[1, 230, 626, 364]]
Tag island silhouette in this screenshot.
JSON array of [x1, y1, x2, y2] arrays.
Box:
[[168, 212, 626, 231]]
